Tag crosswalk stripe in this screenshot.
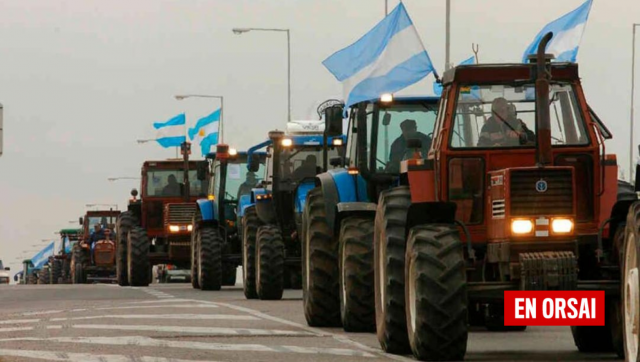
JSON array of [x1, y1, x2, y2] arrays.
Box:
[[0, 319, 39, 325], [0, 327, 33, 333], [70, 324, 314, 336], [0, 336, 377, 358], [0, 348, 221, 362], [49, 314, 259, 321], [93, 304, 218, 311], [123, 299, 194, 304]]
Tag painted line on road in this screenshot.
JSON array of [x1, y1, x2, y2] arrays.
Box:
[[70, 324, 314, 336], [0, 319, 40, 325], [0, 326, 33, 333], [0, 348, 221, 362], [49, 314, 259, 322], [93, 304, 218, 311], [21, 310, 64, 316], [0, 335, 377, 358], [123, 298, 194, 304]]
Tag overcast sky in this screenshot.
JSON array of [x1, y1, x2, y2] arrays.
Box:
[[0, 0, 637, 275]]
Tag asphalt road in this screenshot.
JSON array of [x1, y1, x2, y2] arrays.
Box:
[[0, 269, 622, 362]]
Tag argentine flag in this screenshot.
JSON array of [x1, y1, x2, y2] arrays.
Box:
[[188, 109, 220, 156], [154, 113, 186, 148], [322, 2, 437, 111], [522, 0, 593, 63]]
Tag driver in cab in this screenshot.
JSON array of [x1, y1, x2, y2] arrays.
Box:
[[386, 119, 432, 173], [478, 97, 534, 147]]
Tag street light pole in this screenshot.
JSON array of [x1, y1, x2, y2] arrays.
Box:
[[445, 0, 451, 70], [631, 23, 640, 181], [232, 27, 291, 122]]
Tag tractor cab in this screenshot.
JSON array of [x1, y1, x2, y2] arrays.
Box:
[[79, 210, 120, 266]]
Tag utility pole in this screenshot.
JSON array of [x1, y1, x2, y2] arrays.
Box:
[[445, 0, 451, 70]]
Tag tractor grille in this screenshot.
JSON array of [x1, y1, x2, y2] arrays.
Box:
[[510, 169, 573, 216], [0, 277, 8, 284], [166, 203, 197, 224], [94, 243, 115, 266]]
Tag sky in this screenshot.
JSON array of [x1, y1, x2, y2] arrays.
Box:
[[0, 0, 638, 275]]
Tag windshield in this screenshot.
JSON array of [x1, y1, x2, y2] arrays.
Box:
[[146, 169, 209, 197], [450, 83, 589, 148], [214, 159, 266, 201], [87, 216, 117, 231], [278, 145, 343, 183], [367, 102, 438, 174]]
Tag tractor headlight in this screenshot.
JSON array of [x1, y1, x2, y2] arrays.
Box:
[[380, 93, 393, 103], [187, 225, 193, 232], [169, 225, 180, 233], [229, 148, 238, 156], [332, 138, 343, 146], [551, 218, 573, 234], [281, 138, 293, 147], [511, 219, 533, 235]]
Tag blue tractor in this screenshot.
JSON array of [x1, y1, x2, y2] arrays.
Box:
[[191, 144, 267, 290], [301, 95, 439, 339], [241, 119, 346, 300]]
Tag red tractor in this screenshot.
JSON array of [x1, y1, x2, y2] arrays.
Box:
[[116, 157, 209, 286], [372, 33, 637, 360], [71, 209, 121, 284]]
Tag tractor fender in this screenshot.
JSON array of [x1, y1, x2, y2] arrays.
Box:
[[255, 195, 277, 225], [334, 202, 377, 235], [237, 194, 253, 218], [405, 201, 458, 238], [608, 180, 639, 237], [196, 199, 215, 222], [294, 179, 317, 215], [316, 168, 368, 231]]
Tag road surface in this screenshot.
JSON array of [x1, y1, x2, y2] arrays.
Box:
[[0, 270, 621, 362]]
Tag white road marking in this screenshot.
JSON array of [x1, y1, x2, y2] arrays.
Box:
[[0, 336, 377, 358], [93, 304, 217, 311], [49, 314, 259, 321], [123, 298, 194, 304], [21, 310, 64, 316], [0, 319, 39, 324], [71, 324, 313, 336], [0, 348, 221, 362], [0, 326, 33, 333]]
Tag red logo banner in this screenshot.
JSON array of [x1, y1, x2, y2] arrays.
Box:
[[503, 291, 605, 326]]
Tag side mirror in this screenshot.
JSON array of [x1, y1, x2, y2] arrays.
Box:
[[197, 161, 208, 181], [131, 188, 138, 197], [78, 217, 83, 225], [382, 113, 392, 126], [407, 138, 423, 149], [324, 106, 344, 137], [248, 154, 260, 173], [5, 267, 9, 271], [329, 157, 343, 168]]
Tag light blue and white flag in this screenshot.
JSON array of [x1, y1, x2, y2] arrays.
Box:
[[188, 109, 220, 156], [522, 0, 593, 63], [433, 56, 476, 96], [154, 113, 186, 148], [322, 2, 437, 111], [30, 242, 54, 270]]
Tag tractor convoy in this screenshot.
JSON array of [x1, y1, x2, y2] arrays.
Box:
[[13, 32, 640, 362]]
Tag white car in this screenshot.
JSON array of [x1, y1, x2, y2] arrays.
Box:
[[0, 260, 10, 284]]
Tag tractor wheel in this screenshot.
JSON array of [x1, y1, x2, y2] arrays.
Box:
[[127, 226, 150, 287], [621, 202, 640, 361], [190, 214, 201, 289], [405, 225, 468, 361], [116, 211, 137, 286], [338, 216, 375, 332], [50, 259, 62, 285], [73, 262, 85, 284], [71, 244, 87, 284], [198, 226, 222, 291], [302, 187, 341, 327], [27, 272, 37, 285], [255, 225, 285, 300], [38, 267, 50, 285], [374, 186, 412, 353], [242, 206, 261, 299], [62, 258, 71, 284], [222, 263, 237, 286]]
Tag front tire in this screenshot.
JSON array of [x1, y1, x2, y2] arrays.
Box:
[[622, 202, 640, 362], [302, 187, 341, 327], [127, 227, 150, 287], [374, 186, 412, 353], [74, 262, 85, 284], [116, 211, 137, 286], [405, 225, 468, 361], [256, 225, 285, 300], [242, 206, 261, 299], [198, 226, 222, 291], [339, 216, 375, 332], [38, 267, 50, 285], [50, 259, 62, 285]]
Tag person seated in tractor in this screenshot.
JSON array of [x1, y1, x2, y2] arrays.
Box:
[[387, 119, 432, 173], [162, 174, 183, 196], [237, 172, 259, 200], [478, 97, 534, 147], [292, 154, 320, 181]]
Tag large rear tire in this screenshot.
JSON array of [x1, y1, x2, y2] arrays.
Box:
[[198, 226, 222, 291], [339, 216, 375, 332], [405, 225, 468, 361], [302, 187, 341, 327], [256, 225, 285, 300], [27, 272, 37, 285], [73, 262, 85, 284], [71, 244, 87, 285], [38, 267, 50, 285], [622, 202, 640, 362], [50, 259, 62, 285], [127, 226, 150, 287], [242, 206, 261, 299], [116, 211, 137, 287], [374, 186, 412, 353]]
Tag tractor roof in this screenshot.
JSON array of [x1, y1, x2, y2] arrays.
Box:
[[441, 62, 579, 86], [85, 210, 120, 217], [142, 160, 200, 169], [59, 228, 82, 235]]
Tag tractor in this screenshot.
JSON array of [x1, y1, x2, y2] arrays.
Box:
[[0, 260, 10, 284], [71, 209, 121, 284], [301, 96, 439, 332], [47, 228, 81, 284], [191, 144, 267, 291], [242, 119, 346, 300], [369, 33, 637, 361], [116, 153, 210, 287]]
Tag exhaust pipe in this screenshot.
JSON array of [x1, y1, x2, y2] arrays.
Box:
[[535, 32, 554, 167]]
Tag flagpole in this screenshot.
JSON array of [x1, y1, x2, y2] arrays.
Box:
[[445, 0, 451, 70], [631, 23, 640, 180]]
